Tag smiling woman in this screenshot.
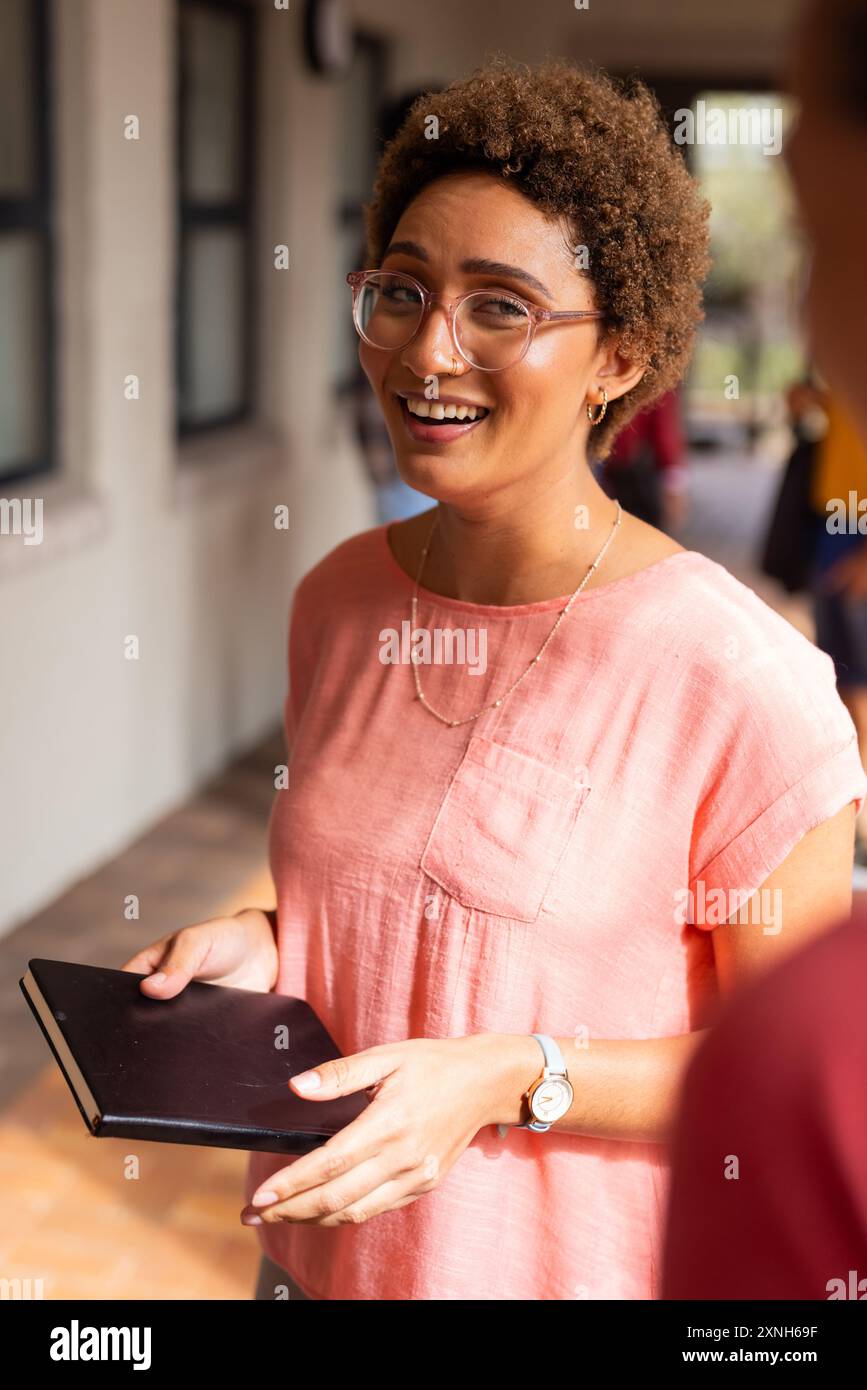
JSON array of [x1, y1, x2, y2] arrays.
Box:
[[362, 58, 711, 461], [116, 53, 867, 1303]]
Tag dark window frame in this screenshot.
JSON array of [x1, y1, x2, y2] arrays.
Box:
[[335, 30, 388, 230], [0, 0, 56, 488], [334, 28, 389, 396], [175, 0, 258, 439]]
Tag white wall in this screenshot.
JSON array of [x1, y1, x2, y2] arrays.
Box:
[[0, 0, 801, 937], [0, 0, 367, 936]]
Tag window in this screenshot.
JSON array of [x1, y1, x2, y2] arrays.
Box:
[[333, 32, 387, 392], [176, 0, 256, 435], [0, 0, 55, 485], [626, 73, 801, 451]]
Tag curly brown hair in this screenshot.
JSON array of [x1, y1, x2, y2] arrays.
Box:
[[363, 56, 711, 455]]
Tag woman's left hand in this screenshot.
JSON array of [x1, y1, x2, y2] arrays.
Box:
[[241, 1035, 505, 1228]]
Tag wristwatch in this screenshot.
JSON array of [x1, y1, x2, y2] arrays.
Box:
[[497, 1033, 573, 1136]]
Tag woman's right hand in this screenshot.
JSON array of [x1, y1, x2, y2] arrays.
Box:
[[120, 907, 279, 998]]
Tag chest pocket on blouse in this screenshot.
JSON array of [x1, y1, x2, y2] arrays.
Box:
[[419, 736, 591, 923]]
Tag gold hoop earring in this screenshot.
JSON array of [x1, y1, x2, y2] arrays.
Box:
[[587, 388, 608, 426]]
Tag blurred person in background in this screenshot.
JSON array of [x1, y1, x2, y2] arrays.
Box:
[[596, 387, 688, 532], [664, 0, 867, 1300], [759, 375, 826, 596], [811, 396, 867, 864], [760, 381, 867, 868]]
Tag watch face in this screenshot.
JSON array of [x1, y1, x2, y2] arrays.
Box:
[[530, 1077, 573, 1124]]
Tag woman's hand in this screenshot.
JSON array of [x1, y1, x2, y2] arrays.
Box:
[[120, 907, 279, 997], [241, 1034, 507, 1228]]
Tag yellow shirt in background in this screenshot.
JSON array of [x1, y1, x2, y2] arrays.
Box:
[[812, 398, 867, 513]]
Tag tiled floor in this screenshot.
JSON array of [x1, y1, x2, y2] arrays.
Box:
[[1, 733, 283, 1300]]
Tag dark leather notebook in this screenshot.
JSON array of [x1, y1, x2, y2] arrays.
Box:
[[20, 958, 368, 1155]]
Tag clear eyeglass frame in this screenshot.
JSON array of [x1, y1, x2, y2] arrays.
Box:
[[346, 268, 605, 372]]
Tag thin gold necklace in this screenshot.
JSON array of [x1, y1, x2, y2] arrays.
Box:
[[410, 501, 622, 727]]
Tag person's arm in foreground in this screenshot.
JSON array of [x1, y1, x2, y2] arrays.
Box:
[[241, 801, 854, 1229], [663, 888, 867, 1300]]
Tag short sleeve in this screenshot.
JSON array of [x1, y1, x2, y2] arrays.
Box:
[[687, 638, 867, 927]]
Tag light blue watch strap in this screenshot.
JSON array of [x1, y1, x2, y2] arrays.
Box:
[[517, 1033, 568, 1133]]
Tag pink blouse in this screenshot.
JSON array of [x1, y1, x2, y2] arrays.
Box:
[[245, 523, 867, 1299]]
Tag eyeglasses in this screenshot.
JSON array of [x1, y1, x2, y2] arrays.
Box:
[[346, 269, 605, 373]]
